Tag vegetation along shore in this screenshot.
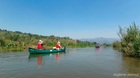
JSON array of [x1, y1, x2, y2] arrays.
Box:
[[113, 23, 140, 57], [0, 29, 96, 52]]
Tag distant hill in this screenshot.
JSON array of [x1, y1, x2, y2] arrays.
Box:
[[79, 37, 120, 44], [0, 29, 93, 52]]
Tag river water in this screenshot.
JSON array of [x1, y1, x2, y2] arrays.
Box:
[[0, 47, 139, 78]]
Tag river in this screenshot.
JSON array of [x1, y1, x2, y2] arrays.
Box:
[[0, 47, 139, 78]]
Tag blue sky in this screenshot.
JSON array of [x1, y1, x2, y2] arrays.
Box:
[[0, 0, 140, 39]]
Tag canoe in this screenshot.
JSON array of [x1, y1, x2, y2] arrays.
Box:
[[95, 46, 100, 48], [28, 46, 66, 54]]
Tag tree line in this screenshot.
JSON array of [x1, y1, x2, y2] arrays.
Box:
[[0, 29, 94, 52]]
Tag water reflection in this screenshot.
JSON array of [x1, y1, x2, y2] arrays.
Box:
[[122, 56, 140, 75], [28, 53, 65, 66], [56, 53, 60, 62], [37, 56, 42, 65], [0, 48, 140, 78], [95, 46, 103, 52]]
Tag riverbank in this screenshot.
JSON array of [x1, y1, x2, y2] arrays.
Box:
[[0, 46, 95, 52], [0, 29, 94, 52]]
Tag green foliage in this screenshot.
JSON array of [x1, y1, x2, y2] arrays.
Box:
[[0, 29, 93, 52], [0, 39, 5, 46], [113, 41, 121, 50], [114, 23, 140, 57]]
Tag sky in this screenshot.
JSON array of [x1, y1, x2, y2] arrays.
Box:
[[0, 0, 140, 39]]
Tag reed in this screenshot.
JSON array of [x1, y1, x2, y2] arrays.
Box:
[[113, 23, 140, 57]]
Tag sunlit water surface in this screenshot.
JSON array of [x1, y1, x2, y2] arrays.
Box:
[[0, 47, 139, 78]]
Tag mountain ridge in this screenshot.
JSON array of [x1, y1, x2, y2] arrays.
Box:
[[79, 37, 120, 44]]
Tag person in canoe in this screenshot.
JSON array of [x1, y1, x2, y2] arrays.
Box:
[[37, 40, 45, 49], [56, 41, 62, 50], [95, 43, 100, 48]]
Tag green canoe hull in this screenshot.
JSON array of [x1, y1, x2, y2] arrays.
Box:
[[28, 46, 66, 54]]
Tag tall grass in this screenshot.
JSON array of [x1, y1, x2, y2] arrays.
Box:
[[113, 23, 140, 57]]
